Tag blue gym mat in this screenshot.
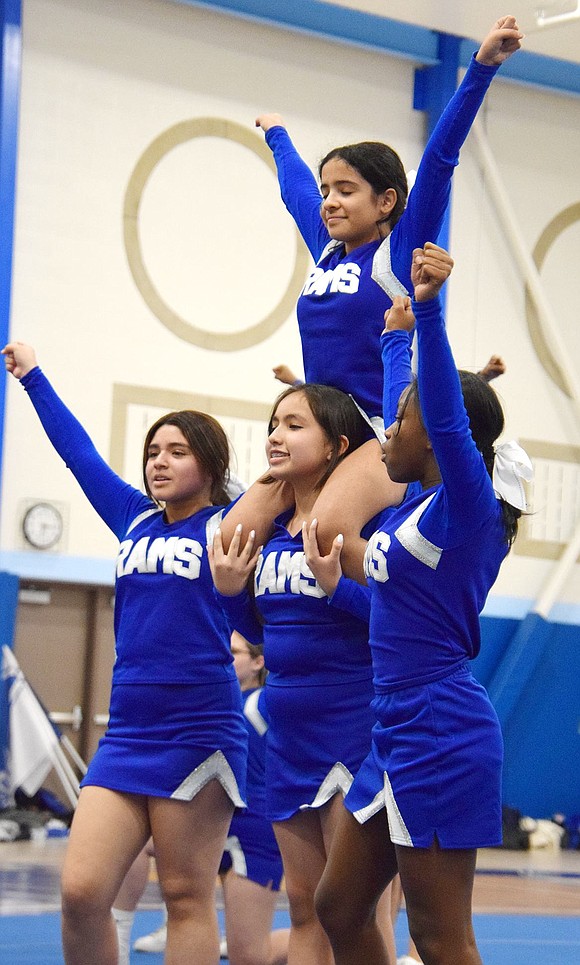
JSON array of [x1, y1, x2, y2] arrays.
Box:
[[1, 907, 578, 964]]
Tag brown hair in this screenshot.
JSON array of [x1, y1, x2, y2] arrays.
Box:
[[142, 410, 231, 506]]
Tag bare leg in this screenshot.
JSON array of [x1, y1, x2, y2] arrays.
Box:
[[270, 927, 291, 965], [150, 779, 234, 965], [396, 840, 481, 965], [376, 883, 398, 965], [273, 795, 344, 965], [222, 870, 289, 965], [390, 874, 423, 962], [61, 786, 151, 965], [114, 843, 151, 910], [315, 807, 398, 965], [309, 440, 405, 582]]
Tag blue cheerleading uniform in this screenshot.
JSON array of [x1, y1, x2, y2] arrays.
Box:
[[265, 54, 499, 418], [220, 688, 284, 890], [345, 296, 507, 848], [20, 367, 248, 803], [217, 514, 374, 823]]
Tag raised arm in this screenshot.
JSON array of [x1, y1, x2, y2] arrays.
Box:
[[410, 247, 498, 536], [381, 296, 415, 427], [392, 15, 523, 288], [2, 341, 149, 538], [256, 113, 330, 259]]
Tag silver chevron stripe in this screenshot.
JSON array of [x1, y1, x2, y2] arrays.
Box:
[[395, 492, 442, 570], [126, 507, 162, 535], [243, 688, 268, 736], [353, 788, 387, 825], [384, 770, 413, 846], [224, 834, 248, 878], [299, 762, 354, 810], [171, 749, 244, 806]]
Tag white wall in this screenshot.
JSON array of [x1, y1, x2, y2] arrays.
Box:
[[2, 0, 580, 612]]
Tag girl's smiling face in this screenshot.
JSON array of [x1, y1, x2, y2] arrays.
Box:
[[266, 391, 335, 486], [320, 157, 395, 253]]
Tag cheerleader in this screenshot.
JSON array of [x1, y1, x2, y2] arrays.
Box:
[[210, 383, 399, 965], [240, 16, 524, 579], [2, 341, 249, 965], [310, 244, 530, 965]]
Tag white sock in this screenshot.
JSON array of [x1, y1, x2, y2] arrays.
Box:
[[112, 907, 135, 965]]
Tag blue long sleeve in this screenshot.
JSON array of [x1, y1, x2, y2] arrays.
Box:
[[21, 367, 150, 540], [329, 575, 370, 623], [380, 328, 414, 427], [265, 126, 330, 260], [413, 298, 498, 544], [216, 587, 264, 646], [396, 56, 498, 270]]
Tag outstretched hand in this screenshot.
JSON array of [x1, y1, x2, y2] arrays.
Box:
[[476, 15, 523, 66], [208, 523, 261, 597], [411, 243, 454, 302], [273, 363, 299, 386], [2, 341, 38, 380], [478, 354, 506, 382], [383, 295, 415, 334], [302, 519, 343, 598], [255, 113, 285, 133]]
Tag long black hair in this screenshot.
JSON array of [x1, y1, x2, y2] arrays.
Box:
[[409, 371, 521, 546], [318, 141, 408, 230]]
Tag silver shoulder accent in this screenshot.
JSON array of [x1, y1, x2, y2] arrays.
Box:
[[170, 749, 245, 806], [243, 688, 268, 736], [318, 239, 343, 263], [126, 508, 162, 536], [371, 236, 409, 300], [206, 507, 227, 547], [394, 492, 442, 570], [299, 762, 353, 811]]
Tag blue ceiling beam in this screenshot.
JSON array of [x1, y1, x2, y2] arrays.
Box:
[[173, 0, 580, 97], [171, 0, 440, 63]]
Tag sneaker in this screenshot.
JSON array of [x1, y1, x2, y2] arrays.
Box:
[[219, 935, 228, 959], [133, 923, 167, 953]]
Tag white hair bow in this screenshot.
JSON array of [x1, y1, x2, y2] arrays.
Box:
[[493, 441, 533, 512]]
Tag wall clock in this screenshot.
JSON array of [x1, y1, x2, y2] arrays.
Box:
[[22, 502, 63, 550]]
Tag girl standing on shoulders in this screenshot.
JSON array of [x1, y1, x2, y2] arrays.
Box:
[[309, 244, 530, 965], [247, 16, 523, 578], [2, 341, 249, 965]]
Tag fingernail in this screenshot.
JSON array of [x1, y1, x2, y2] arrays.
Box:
[[337, 534, 344, 543], [236, 523, 242, 532], [250, 530, 255, 539]]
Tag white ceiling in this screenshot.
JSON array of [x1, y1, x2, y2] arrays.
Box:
[[330, 0, 580, 65]]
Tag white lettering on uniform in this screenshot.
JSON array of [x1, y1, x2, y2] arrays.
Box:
[[116, 536, 203, 581], [302, 263, 361, 297], [364, 531, 390, 583], [255, 551, 325, 599]]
